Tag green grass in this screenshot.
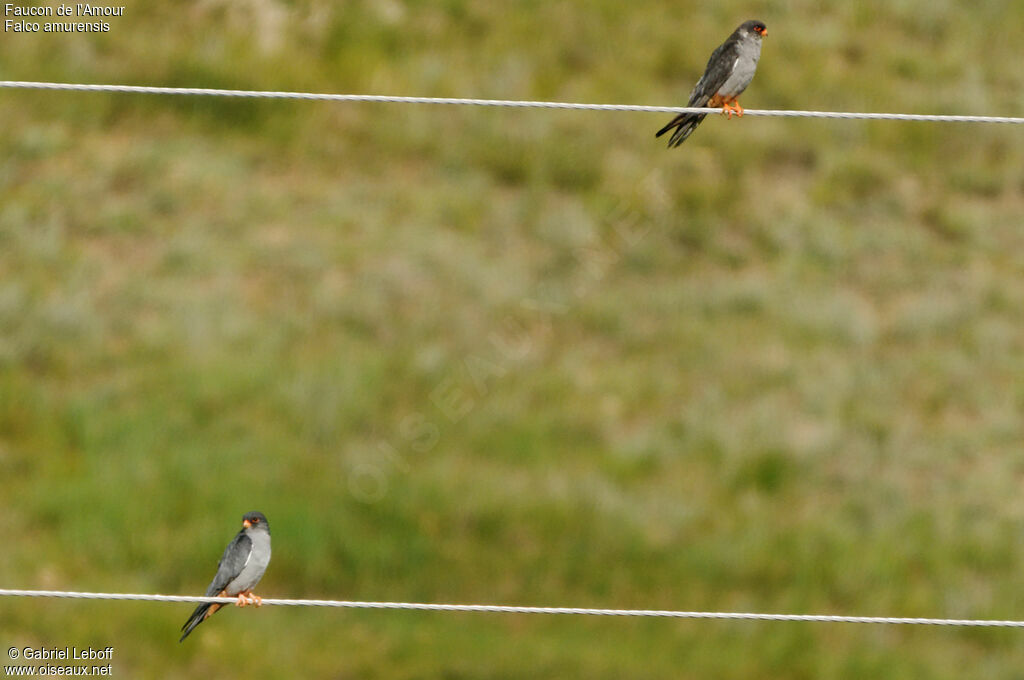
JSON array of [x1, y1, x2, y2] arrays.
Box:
[[2, 1, 1024, 677]]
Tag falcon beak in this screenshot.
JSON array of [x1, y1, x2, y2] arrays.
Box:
[[243, 519, 252, 528]]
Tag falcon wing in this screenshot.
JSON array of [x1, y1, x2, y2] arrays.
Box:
[[687, 39, 741, 106], [203, 531, 253, 596], [180, 529, 255, 642]]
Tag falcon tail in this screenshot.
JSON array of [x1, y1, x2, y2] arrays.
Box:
[[179, 602, 221, 642], [655, 112, 708, 147]]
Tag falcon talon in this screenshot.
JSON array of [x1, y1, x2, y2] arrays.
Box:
[[656, 20, 766, 147], [179, 512, 272, 642]]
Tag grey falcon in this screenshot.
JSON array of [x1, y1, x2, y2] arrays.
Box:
[[179, 511, 272, 642], [656, 20, 767, 147]]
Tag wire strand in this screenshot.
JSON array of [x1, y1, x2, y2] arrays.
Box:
[[2, 81, 1023, 123], [2, 589, 1023, 627]]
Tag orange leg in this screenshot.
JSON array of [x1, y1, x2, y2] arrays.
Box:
[[721, 98, 744, 118], [234, 590, 263, 607], [709, 94, 745, 118]]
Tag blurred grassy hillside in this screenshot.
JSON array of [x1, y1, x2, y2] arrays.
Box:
[[2, 0, 1024, 677]]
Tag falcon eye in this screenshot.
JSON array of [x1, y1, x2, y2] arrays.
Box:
[[250, 518, 259, 523]]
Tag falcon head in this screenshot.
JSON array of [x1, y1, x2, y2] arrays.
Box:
[[242, 511, 269, 530], [740, 20, 767, 38]]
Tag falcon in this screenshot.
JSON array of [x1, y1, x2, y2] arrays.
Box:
[[656, 20, 767, 147], [179, 511, 272, 642]]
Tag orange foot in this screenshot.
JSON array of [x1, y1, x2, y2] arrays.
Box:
[[235, 591, 263, 607], [722, 100, 744, 118]]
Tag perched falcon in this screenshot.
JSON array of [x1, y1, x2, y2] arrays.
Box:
[[656, 20, 767, 147], [179, 511, 272, 642]]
